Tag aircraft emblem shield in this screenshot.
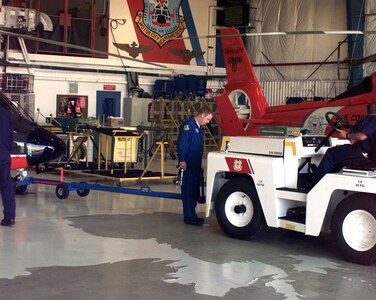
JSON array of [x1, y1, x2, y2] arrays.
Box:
[[225, 157, 254, 174], [135, 0, 186, 47], [233, 159, 243, 172], [303, 106, 343, 135]]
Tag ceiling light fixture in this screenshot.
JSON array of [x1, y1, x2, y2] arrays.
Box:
[[246, 32, 287, 36], [324, 30, 364, 34], [171, 30, 376, 40]]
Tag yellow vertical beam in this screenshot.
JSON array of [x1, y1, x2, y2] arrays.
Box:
[[160, 142, 165, 178], [105, 135, 109, 170], [98, 133, 101, 170], [123, 137, 128, 174]]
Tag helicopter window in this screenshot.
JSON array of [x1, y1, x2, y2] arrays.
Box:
[[12, 131, 27, 155], [8, 0, 109, 58], [332, 76, 373, 101], [238, 93, 246, 105]]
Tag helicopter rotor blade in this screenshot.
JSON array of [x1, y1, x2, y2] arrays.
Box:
[[0, 29, 167, 69], [349, 53, 376, 66]]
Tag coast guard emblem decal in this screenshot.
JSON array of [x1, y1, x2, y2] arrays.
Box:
[[135, 0, 187, 47], [225, 157, 254, 174]]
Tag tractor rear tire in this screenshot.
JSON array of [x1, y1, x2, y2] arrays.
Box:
[[331, 193, 376, 265]]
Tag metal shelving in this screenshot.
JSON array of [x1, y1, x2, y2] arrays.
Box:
[[150, 97, 220, 159]]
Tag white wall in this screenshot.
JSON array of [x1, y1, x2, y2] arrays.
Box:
[[32, 69, 127, 118]]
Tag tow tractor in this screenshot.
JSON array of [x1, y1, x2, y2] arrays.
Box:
[[205, 112, 376, 265]]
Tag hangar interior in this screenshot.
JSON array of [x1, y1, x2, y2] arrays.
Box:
[[1, 0, 376, 299]]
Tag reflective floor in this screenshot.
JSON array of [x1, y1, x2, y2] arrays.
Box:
[[1, 159, 376, 299]]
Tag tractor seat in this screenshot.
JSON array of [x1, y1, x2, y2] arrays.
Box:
[[342, 142, 376, 171]]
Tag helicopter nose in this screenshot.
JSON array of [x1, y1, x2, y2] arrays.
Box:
[[26, 127, 66, 166]]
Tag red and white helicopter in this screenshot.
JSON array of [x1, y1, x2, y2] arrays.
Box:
[[215, 28, 376, 136]]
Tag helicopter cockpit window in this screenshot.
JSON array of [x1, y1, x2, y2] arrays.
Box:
[[12, 131, 27, 155]]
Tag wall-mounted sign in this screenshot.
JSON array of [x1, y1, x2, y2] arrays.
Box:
[[68, 82, 78, 94], [103, 84, 116, 90]]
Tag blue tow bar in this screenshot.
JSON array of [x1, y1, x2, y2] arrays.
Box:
[[16, 177, 182, 200]]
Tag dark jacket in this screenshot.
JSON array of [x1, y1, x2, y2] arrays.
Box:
[[352, 115, 376, 154], [177, 116, 204, 167], [0, 108, 13, 152]]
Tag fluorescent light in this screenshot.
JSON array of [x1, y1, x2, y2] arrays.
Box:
[[246, 30, 364, 36], [170, 29, 372, 41], [324, 30, 363, 34], [286, 31, 324, 35], [246, 32, 287, 36]]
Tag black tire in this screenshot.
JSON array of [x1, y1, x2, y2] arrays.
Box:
[[215, 177, 265, 239], [76, 183, 90, 197], [56, 184, 69, 200], [331, 193, 376, 265], [76, 144, 87, 160], [69, 142, 86, 161], [15, 185, 27, 195]]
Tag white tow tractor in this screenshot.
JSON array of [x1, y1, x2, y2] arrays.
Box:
[[205, 112, 376, 265]]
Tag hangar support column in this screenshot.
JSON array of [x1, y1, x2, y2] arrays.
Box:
[[346, 0, 365, 87]]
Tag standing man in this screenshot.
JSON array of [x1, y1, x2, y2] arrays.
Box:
[[0, 107, 16, 226], [314, 103, 376, 183], [178, 107, 213, 226]]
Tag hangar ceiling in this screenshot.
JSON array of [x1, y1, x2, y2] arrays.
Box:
[[248, 0, 351, 81]]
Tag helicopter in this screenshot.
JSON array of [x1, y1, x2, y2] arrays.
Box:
[[215, 28, 376, 136]]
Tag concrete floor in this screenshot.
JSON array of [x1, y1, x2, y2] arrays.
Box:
[[1, 158, 376, 300]]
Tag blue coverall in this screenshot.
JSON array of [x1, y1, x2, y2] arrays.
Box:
[[177, 116, 204, 222], [315, 115, 376, 182], [0, 108, 16, 222]]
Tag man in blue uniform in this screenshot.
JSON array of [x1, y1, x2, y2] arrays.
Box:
[[314, 103, 376, 183], [178, 108, 213, 225], [0, 107, 16, 226]]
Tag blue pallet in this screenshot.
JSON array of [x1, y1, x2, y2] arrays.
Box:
[[196, 77, 207, 97], [174, 75, 187, 99], [187, 75, 197, 98], [153, 79, 165, 99], [153, 80, 175, 99], [164, 80, 175, 99], [154, 76, 208, 100]]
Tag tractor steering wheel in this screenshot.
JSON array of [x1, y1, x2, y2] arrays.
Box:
[[314, 111, 351, 152], [325, 111, 352, 131]]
